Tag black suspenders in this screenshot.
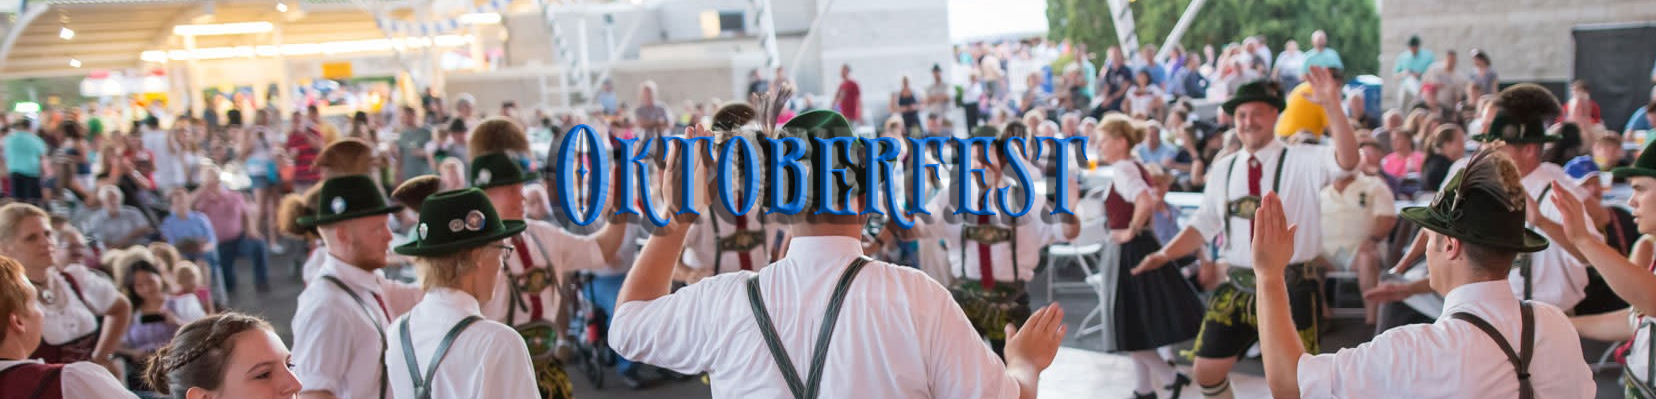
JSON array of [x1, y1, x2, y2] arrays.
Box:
[[1518, 185, 1552, 301], [320, 275, 389, 399], [1220, 147, 1289, 251], [1450, 302, 1536, 399], [746, 257, 872, 399], [398, 315, 483, 399]]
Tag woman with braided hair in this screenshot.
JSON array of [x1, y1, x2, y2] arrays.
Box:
[[142, 312, 300, 399], [0, 254, 138, 399]]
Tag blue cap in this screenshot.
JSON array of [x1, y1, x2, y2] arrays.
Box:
[[1564, 155, 1600, 183]]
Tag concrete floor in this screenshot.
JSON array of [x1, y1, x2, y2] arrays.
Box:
[[226, 243, 1627, 399]]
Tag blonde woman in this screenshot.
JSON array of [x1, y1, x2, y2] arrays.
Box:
[[385, 188, 539, 398]]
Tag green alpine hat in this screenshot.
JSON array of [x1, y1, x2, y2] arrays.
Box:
[[1470, 112, 1558, 144], [394, 188, 527, 257], [470, 152, 540, 190], [1614, 139, 1656, 180], [1222, 80, 1287, 115], [781, 110, 866, 199], [1398, 151, 1548, 253], [296, 175, 404, 227]]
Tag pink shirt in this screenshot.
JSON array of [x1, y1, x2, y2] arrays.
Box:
[[1381, 151, 1425, 177], [193, 187, 246, 240]]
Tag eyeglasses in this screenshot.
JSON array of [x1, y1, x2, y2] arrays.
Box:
[[495, 244, 516, 262]]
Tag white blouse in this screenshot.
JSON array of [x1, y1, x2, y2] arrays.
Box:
[[39, 265, 119, 345]]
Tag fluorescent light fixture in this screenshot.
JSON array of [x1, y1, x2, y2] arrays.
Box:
[[69, 58, 81, 68], [173, 21, 275, 36], [276, 2, 287, 12], [458, 13, 501, 25], [141, 35, 474, 61], [59, 27, 74, 40]]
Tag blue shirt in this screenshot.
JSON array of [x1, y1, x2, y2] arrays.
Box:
[[1627, 106, 1652, 134], [1135, 141, 1180, 166], [1394, 49, 1434, 75], [3, 132, 48, 177], [1135, 62, 1166, 87], [160, 211, 218, 248], [1302, 48, 1344, 74]]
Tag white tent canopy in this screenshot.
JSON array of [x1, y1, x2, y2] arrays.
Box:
[[948, 0, 1049, 43]]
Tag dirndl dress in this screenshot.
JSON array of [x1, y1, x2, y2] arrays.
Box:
[[1096, 161, 1203, 352]]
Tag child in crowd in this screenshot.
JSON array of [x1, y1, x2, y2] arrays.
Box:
[[173, 261, 214, 315]]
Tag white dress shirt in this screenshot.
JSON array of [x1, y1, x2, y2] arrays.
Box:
[[1440, 160, 1596, 309], [38, 265, 118, 345], [610, 236, 1022, 399], [483, 220, 603, 325], [0, 360, 138, 399], [385, 288, 539, 399], [291, 254, 424, 399], [1188, 140, 1346, 267], [912, 175, 1067, 283], [1296, 281, 1594, 398]]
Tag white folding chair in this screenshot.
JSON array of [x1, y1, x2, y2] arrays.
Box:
[[1043, 186, 1109, 302]]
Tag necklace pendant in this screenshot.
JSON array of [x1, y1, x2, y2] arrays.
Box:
[[39, 289, 56, 305]]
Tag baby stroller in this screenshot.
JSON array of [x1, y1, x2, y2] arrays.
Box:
[[567, 271, 615, 388]]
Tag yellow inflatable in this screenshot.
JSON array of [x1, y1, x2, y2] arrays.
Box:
[[1275, 82, 1328, 138]]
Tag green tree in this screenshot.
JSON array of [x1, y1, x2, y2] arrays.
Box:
[[1047, 0, 1380, 76]]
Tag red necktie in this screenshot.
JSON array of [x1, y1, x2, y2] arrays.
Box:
[[1248, 155, 1263, 239], [510, 235, 546, 319], [978, 214, 995, 289], [733, 212, 755, 270], [370, 292, 391, 324]]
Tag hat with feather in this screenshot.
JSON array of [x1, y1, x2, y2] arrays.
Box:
[[1399, 148, 1548, 252]]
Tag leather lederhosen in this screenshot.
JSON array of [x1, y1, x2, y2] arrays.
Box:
[[502, 232, 575, 399], [0, 362, 65, 399], [30, 272, 100, 364], [949, 191, 1028, 342]]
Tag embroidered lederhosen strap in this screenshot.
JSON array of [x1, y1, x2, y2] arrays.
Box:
[[1221, 147, 1289, 251], [711, 205, 771, 274], [1450, 302, 1535, 399], [747, 257, 872, 399], [956, 187, 1021, 284], [398, 315, 482, 399], [505, 231, 558, 327], [320, 276, 388, 399]]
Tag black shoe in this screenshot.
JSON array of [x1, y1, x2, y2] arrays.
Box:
[[619, 369, 645, 390], [1127, 391, 1156, 399], [1165, 373, 1191, 398]]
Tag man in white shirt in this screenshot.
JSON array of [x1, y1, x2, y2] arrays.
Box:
[[1250, 151, 1595, 399], [1387, 84, 1599, 312], [466, 118, 630, 394], [1131, 69, 1359, 399], [1273, 40, 1307, 90], [1422, 50, 1469, 109], [1317, 162, 1397, 325], [905, 123, 1079, 357], [290, 175, 422, 399], [609, 110, 1067, 399]]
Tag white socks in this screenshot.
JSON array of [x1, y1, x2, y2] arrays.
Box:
[[1200, 378, 1234, 399], [1129, 350, 1176, 393]]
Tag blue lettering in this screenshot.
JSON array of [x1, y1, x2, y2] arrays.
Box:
[[813, 136, 859, 215], [716, 136, 761, 216], [554, 125, 609, 226], [906, 136, 950, 217], [1036, 136, 1089, 215], [662, 135, 713, 216], [954, 136, 995, 216], [997, 137, 1035, 217], [767, 136, 808, 215]]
